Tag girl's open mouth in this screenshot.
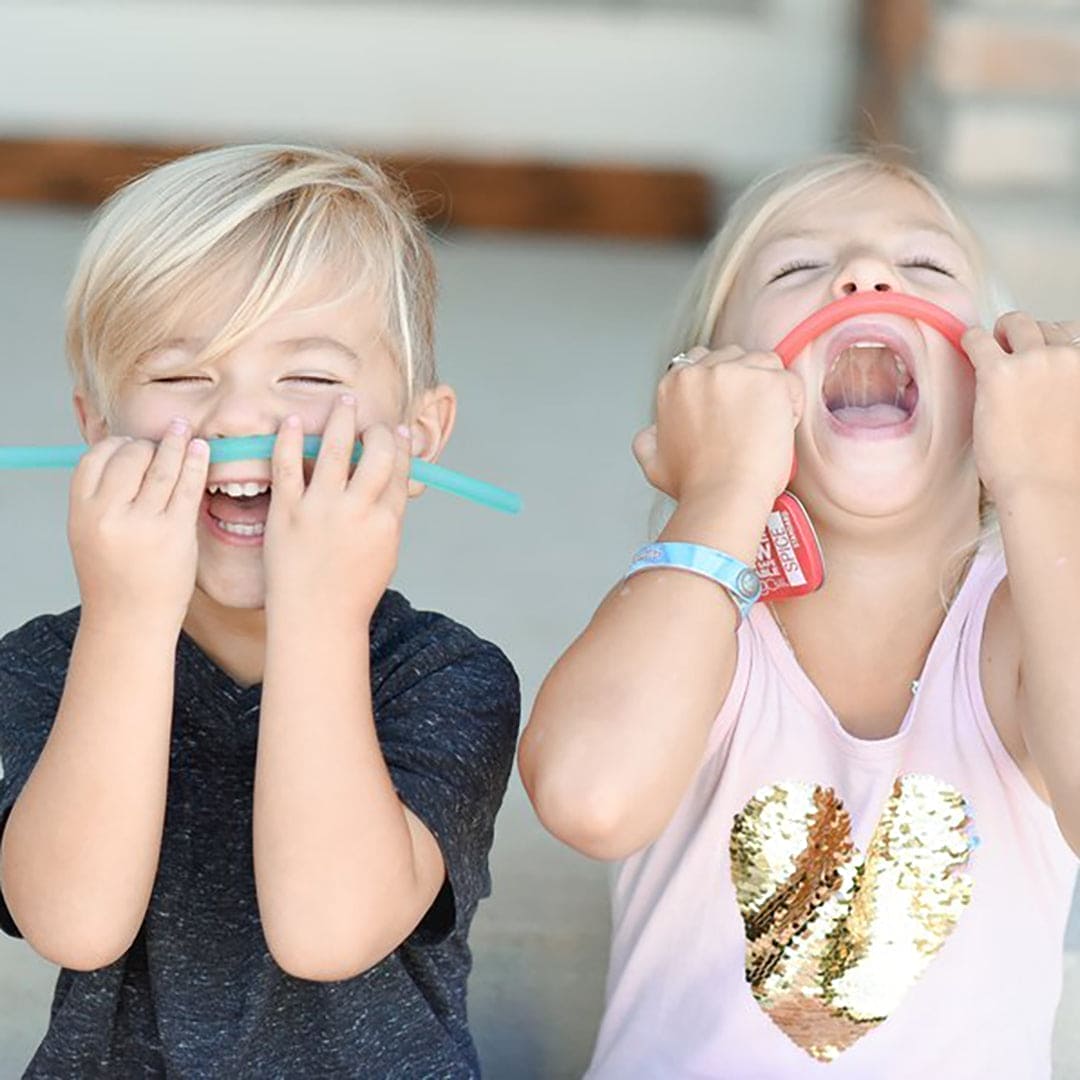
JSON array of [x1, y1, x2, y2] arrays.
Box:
[[203, 480, 272, 545], [821, 340, 919, 432]]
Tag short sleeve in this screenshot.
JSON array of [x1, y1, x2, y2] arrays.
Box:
[[373, 625, 520, 946], [0, 620, 68, 938]]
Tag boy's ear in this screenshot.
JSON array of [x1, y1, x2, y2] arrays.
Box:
[[73, 392, 109, 444], [405, 384, 457, 499]]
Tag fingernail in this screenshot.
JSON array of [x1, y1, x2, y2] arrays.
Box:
[[284, 414, 301, 429], [396, 424, 411, 440], [188, 439, 209, 456], [168, 417, 189, 435], [340, 394, 356, 406]]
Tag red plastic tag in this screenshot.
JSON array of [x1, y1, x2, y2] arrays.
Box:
[[754, 491, 825, 601]]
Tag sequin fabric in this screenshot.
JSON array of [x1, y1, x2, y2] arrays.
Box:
[[730, 774, 976, 1062]]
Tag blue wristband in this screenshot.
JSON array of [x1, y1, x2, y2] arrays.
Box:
[[625, 542, 762, 621]]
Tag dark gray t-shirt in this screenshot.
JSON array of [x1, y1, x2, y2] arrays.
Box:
[[0, 591, 520, 1079]]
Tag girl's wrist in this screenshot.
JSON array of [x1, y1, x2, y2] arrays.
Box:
[[662, 486, 773, 565]]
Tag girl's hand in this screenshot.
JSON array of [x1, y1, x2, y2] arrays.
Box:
[[964, 314, 1080, 503], [68, 420, 209, 629], [263, 397, 410, 626], [632, 344, 803, 507]]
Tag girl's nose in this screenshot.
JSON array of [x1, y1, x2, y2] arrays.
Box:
[[831, 255, 898, 299]]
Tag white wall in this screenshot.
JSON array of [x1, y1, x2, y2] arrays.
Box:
[[0, 0, 856, 177]]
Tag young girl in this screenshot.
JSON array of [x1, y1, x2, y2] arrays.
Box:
[[518, 153, 1080, 1078]]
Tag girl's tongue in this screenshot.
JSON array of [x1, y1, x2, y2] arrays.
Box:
[[822, 345, 918, 428]]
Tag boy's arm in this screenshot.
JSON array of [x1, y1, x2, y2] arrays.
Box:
[[967, 316, 1080, 855], [0, 426, 209, 968], [519, 347, 799, 861], [256, 618, 445, 981], [256, 405, 447, 980]]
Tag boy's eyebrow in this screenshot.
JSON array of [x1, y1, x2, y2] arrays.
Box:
[[279, 337, 362, 365]]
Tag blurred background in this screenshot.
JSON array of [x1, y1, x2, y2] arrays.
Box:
[[0, 1, 1078, 1076]]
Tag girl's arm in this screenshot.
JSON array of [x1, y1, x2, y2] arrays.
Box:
[[519, 346, 801, 860], [968, 315, 1080, 854]]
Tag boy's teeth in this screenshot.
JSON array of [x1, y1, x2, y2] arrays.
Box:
[[207, 481, 271, 497], [216, 521, 266, 537]]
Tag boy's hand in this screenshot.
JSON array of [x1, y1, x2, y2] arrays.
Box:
[[964, 314, 1080, 504], [264, 397, 410, 625], [632, 344, 803, 507], [68, 419, 209, 628]]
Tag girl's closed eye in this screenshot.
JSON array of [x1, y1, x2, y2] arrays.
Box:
[[899, 255, 955, 278], [767, 259, 825, 284]]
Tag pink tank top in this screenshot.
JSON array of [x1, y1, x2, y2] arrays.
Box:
[[587, 548, 1076, 1079]]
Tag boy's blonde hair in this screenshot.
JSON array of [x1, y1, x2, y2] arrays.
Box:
[[66, 143, 437, 412]]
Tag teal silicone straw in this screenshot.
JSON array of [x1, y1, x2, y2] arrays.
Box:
[[0, 436, 521, 516]]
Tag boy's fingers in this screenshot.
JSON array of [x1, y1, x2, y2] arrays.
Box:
[[96, 439, 157, 504], [72, 436, 131, 500], [379, 425, 413, 513], [166, 438, 211, 517], [349, 423, 397, 502], [271, 415, 306, 503], [994, 311, 1045, 354], [311, 395, 359, 494], [136, 419, 191, 513]]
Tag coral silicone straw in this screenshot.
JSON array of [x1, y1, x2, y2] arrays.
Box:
[[0, 435, 522, 516], [754, 292, 972, 602]]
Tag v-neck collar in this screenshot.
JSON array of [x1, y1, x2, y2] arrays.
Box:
[[749, 547, 1000, 757]]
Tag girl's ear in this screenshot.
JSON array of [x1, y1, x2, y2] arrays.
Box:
[[404, 384, 457, 499], [73, 392, 109, 444]]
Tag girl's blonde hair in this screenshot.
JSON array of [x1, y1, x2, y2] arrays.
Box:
[[66, 143, 437, 412], [664, 151, 1003, 366]]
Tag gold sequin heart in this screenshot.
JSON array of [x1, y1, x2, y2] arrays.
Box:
[[730, 775, 975, 1062]]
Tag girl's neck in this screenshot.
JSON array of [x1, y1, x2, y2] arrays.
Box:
[[766, 491, 983, 738], [182, 590, 267, 688]]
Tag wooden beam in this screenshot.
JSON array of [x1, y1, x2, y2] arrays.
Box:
[[854, 0, 932, 153], [0, 138, 716, 242]]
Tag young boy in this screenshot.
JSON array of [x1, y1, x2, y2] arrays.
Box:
[[0, 144, 520, 1078]]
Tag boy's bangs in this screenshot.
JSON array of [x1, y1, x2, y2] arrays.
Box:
[[103, 192, 391, 404]]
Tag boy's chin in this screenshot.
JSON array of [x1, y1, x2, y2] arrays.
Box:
[[194, 568, 267, 613]]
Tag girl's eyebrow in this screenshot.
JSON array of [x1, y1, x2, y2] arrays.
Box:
[[762, 221, 961, 247], [279, 336, 362, 364]]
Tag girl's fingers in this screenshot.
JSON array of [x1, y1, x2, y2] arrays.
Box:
[[271, 414, 306, 504], [961, 326, 1006, 372], [310, 395, 359, 495], [166, 438, 211, 517], [994, 311, 1045, 354], [95, 438, 157, 505], [136, 418, 192, 513], [72, 435, 132, 500], [1042, 320, 1080, 348]]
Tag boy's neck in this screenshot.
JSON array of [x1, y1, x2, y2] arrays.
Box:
[[182, 589, 267, 688]]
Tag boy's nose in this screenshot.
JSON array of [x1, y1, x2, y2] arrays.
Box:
[[831, 255, 897, 299], [202, 392, 280, 441]]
